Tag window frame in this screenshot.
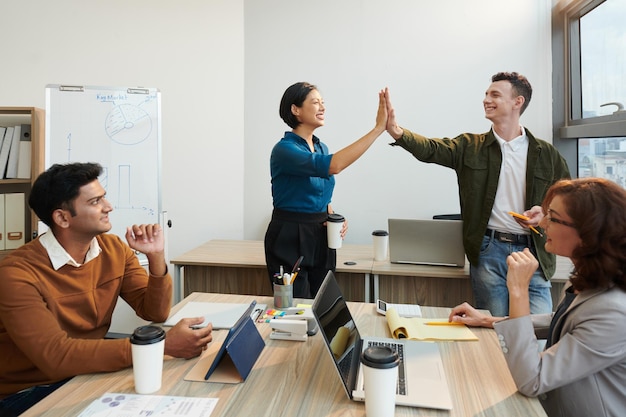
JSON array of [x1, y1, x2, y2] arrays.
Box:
[[552, 0, 626, 175]]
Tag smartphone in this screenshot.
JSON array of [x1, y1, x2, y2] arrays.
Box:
[[376, 299, 422, 318]]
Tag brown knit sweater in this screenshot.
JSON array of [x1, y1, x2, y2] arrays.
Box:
[[0, 234, 172, 397]]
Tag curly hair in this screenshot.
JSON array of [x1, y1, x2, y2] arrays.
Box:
[[542, 178, 626, 291]]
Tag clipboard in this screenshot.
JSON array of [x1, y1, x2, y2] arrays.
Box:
[[185, 301, 265, 384]]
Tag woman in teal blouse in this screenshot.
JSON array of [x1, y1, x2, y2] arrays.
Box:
[[264, 82, 386, 297]]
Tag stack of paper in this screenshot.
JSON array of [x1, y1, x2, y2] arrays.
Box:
[[77, 392, 218, 417], [386, 308, 478, 341]]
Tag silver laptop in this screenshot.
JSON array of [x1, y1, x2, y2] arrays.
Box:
[[388, 218, 465, 267], [312, 271, 453, 410]]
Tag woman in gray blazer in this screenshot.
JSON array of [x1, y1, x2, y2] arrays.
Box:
[[448, 177, 626, 417]]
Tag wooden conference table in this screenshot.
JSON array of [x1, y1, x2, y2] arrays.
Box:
[[171, 239, 474, 307], [22, 292, 546, 417]]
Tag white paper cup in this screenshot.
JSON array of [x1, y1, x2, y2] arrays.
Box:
[[372, 230, 389, 261], [130, 325, 166, 394], [360, 345, 399, 417], [327, 213, 345, 249]]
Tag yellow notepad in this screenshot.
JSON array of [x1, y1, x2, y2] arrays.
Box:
[[386, 308, 478, 341]]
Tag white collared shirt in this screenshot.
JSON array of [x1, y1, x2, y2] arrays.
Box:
[[39, 231, 102, 270], [488, 126, 529, 234]]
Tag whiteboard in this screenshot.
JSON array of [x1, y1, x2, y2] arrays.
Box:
[[45, 85, 162, 259]]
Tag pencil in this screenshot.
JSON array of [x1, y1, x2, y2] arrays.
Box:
[[425, 321, 466, 326]]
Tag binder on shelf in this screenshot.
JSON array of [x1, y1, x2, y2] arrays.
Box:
[[0, 126, 14, 178], [185, 301, 265, 384], [0, 127, 6, 152], [5, 125, 22, 179], [16, 124, 31, 179], [0, 194, 5, 250], [4, 193, 25, 250]]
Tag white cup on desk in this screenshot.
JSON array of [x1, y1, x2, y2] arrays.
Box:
[[372, 230, 389, 261], [130, 325, 166, 394], [360, 345, 399, 417]]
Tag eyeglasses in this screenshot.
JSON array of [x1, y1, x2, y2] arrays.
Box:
[[545, 213, 576, 228]]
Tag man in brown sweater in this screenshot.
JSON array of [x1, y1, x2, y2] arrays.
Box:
[[0, 163, 213, 416]]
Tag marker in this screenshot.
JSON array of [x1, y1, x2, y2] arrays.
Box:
[[425, 321, 466, 326]]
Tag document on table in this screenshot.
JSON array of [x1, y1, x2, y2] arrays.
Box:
[[164, 301, 266, 329], [386, 308, 478, 341], [77, 392, 218, 416]]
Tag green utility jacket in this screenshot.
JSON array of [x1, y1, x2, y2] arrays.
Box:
[[391, 128, 571, 279]]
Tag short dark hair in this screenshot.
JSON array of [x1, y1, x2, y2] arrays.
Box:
[[491, 72, 532, 115], [29, 162, 103, 228], [279, 82, 318, 129], [542, 177, 626, 292]]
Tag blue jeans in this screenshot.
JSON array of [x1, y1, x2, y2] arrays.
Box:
[[470, 235, 552, 317], [0, 379, 69, 416]]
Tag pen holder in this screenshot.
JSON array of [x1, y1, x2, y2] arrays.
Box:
[[273, 283, 294, 309]]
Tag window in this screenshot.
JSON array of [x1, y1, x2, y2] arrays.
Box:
[[553, 0, 626, 185]]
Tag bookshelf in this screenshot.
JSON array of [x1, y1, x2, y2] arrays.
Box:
[[0, 107, 45, 260]]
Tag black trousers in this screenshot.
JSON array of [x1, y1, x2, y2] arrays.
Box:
[[264, 209, 336, 298]]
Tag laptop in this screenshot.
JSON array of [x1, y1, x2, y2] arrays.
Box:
[[312, 271, 453, 410], [388, 218, 465, 267]]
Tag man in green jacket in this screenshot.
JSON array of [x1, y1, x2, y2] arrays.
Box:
[[384, 72, 570, 317]]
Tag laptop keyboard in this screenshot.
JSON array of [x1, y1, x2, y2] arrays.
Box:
[[367, 341, 407, 395]]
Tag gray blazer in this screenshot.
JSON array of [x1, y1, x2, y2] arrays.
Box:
[[494, 284, 626, 417]]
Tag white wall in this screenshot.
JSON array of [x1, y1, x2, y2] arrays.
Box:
[[244, 0, 553, 244], [0, 0, 552, 259]]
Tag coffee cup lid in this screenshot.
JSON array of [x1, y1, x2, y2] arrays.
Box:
[[130, 325, 166, 345], [327, 213, 345, 223], [360, 345, 399, 369], [372, 230, 389, 236]]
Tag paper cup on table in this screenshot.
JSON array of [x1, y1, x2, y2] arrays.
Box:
[[327, 213, 345, 249], [360, 345, 399, 417], [274, 283, 294, 309], [372, 230, 389, 261], [130, 325, 166, 394]]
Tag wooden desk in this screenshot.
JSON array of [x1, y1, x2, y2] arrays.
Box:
[[171, 240, 374, 303], [22, 292, 546, 417], [372, 260, 473, 307], [171, 240, 567, 310]]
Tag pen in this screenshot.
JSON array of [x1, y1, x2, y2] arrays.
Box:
[[291, 255, 304, 273], [425, 321, 466, 326]]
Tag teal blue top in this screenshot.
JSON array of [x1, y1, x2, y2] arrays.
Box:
[[270, 131, 334, 213]]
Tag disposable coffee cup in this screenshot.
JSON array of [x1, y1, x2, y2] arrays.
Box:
[[274, 283, 294, 309], [360, 345, 399, 417], [372, 230, 389, 261], [130, 325, 166, 394], [327, 213, 345, 249]]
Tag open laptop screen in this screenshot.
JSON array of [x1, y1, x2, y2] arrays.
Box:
[[312, 271, 362, 399]]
